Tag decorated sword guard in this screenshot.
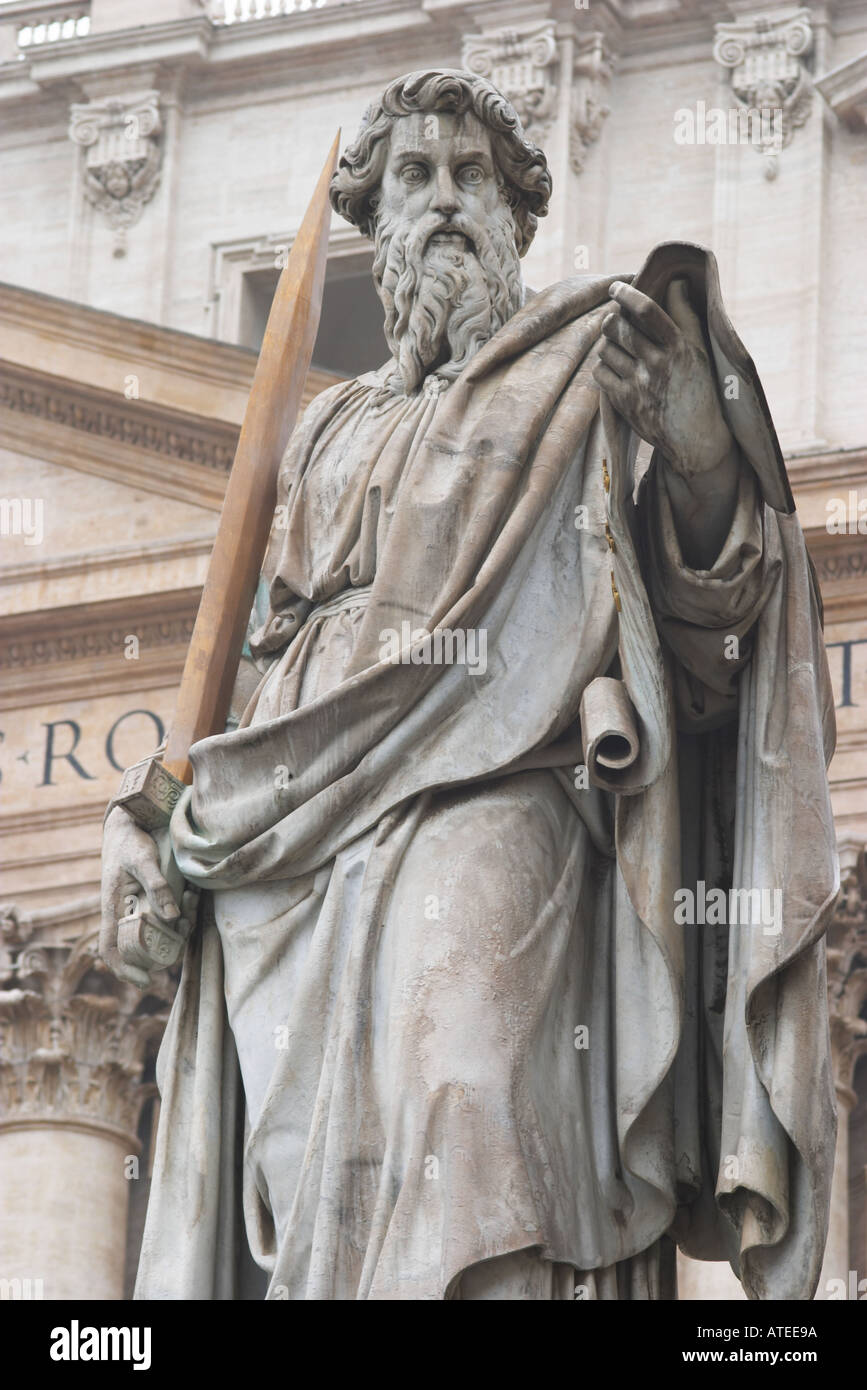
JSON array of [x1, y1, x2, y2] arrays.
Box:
[[112, 751, 186, 830], [117, 905, 190, 973]]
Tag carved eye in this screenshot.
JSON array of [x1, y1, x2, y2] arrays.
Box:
[[400, 163, 427, 186], [458, 164, 485, 186]]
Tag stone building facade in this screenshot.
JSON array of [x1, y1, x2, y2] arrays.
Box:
[[0, 0, 865, 1300]]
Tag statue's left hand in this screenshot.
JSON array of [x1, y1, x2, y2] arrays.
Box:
[[592, 278, 735, 481]]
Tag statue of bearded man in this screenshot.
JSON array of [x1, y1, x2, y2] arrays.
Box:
[[102, 70, 839, 1301]]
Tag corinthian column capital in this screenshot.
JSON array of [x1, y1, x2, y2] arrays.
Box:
[[0, 899, 173, 1146]]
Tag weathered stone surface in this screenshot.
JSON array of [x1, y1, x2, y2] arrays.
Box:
[[98, 70, 840, 1302], [1, 1, 866, 1302]]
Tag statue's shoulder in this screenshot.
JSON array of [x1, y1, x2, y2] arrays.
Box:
[[306, 359, 396, 411], [286, 361, 405, 462]]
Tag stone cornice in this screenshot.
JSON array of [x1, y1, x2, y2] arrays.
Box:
[[816, 47, 867, 128], [0, 531, 213, 596], [3, 0, 856, 109], [8, 15, 213, 91], [1, 359, 239, 470], [786, 443, 867, 488], [0, 803, 107, 839], [787, 447, 867, 622], [0, 584, 200, 649], [0, 358, 341, 511], [0, 651, 186, 712], [0, 528, 213, 611], [0, 2, 429, 99], [1, 394, 230, 512], [0, 280, 258, 424], [0, 585, 200, 708], [208, 0, 434, 68], [811, 546, 867, 584], [803, 533, 867, 625]]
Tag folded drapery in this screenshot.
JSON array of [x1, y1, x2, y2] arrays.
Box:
[[136, 244, 836, 1301]]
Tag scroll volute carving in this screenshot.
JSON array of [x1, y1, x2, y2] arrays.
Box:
[[713, 10, 814, 180], [462, 23, 559, 140], [68, 92, 163, 256]]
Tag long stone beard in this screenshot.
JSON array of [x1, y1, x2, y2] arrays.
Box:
[[372, 204, 524, 394]]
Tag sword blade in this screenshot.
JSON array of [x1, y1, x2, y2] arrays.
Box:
[[162, 132, 339, 784]]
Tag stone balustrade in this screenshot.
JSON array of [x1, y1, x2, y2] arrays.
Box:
[[0, 0, 90, 51], [0, 0, 344, 57], [207, 0, 328, 22]]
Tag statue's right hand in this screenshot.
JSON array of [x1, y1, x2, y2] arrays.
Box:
[[100, 805, 182, 988]]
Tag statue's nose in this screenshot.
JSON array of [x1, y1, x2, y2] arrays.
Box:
[[431, 167, 459, 214]]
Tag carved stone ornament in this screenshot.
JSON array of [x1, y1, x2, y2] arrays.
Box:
[[570, 32, 614, 175], [462, 22, 558, 140], [69, 92, 163, 257], [114, 752, 185, 831], [826, 841, 867, 1096], [0, 368, 237, 472], [713, 9, 813, 181], [0, 901, 173, 1140]]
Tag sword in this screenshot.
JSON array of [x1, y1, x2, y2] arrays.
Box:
[[109, 133, 339, 974]]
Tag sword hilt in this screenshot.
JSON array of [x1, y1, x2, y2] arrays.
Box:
[[108, 753, 191, 976], [110, 751, 186, 830]]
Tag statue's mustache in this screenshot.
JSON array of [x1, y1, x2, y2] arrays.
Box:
[[423, 220, 478, 256], [389, 208, 489, 273], [372, 208, 504, 293]]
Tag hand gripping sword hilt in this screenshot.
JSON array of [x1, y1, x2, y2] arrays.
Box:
[[107, 752, 192, 975], [108, 749, 186, 831]]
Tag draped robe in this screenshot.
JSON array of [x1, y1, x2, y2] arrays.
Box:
[[134, 243, 838, 1301]]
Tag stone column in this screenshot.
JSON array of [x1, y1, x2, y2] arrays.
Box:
[[0, 900, 172, 1300], [818, 839, 867, 1298]]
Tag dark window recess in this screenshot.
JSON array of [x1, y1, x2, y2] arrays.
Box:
[[240, 263, 387, 378]]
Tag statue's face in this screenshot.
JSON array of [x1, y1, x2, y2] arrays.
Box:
[[371, 109, 524, 393], [378, 111, 502, 248]]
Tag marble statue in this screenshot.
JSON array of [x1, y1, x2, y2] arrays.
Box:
[[100, 70, 838, 1300]]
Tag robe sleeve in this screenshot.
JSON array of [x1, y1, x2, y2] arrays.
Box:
[[639, 453, 778, 732]]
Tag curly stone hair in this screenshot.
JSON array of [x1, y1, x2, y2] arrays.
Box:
[[330, 69, 552, 258]]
